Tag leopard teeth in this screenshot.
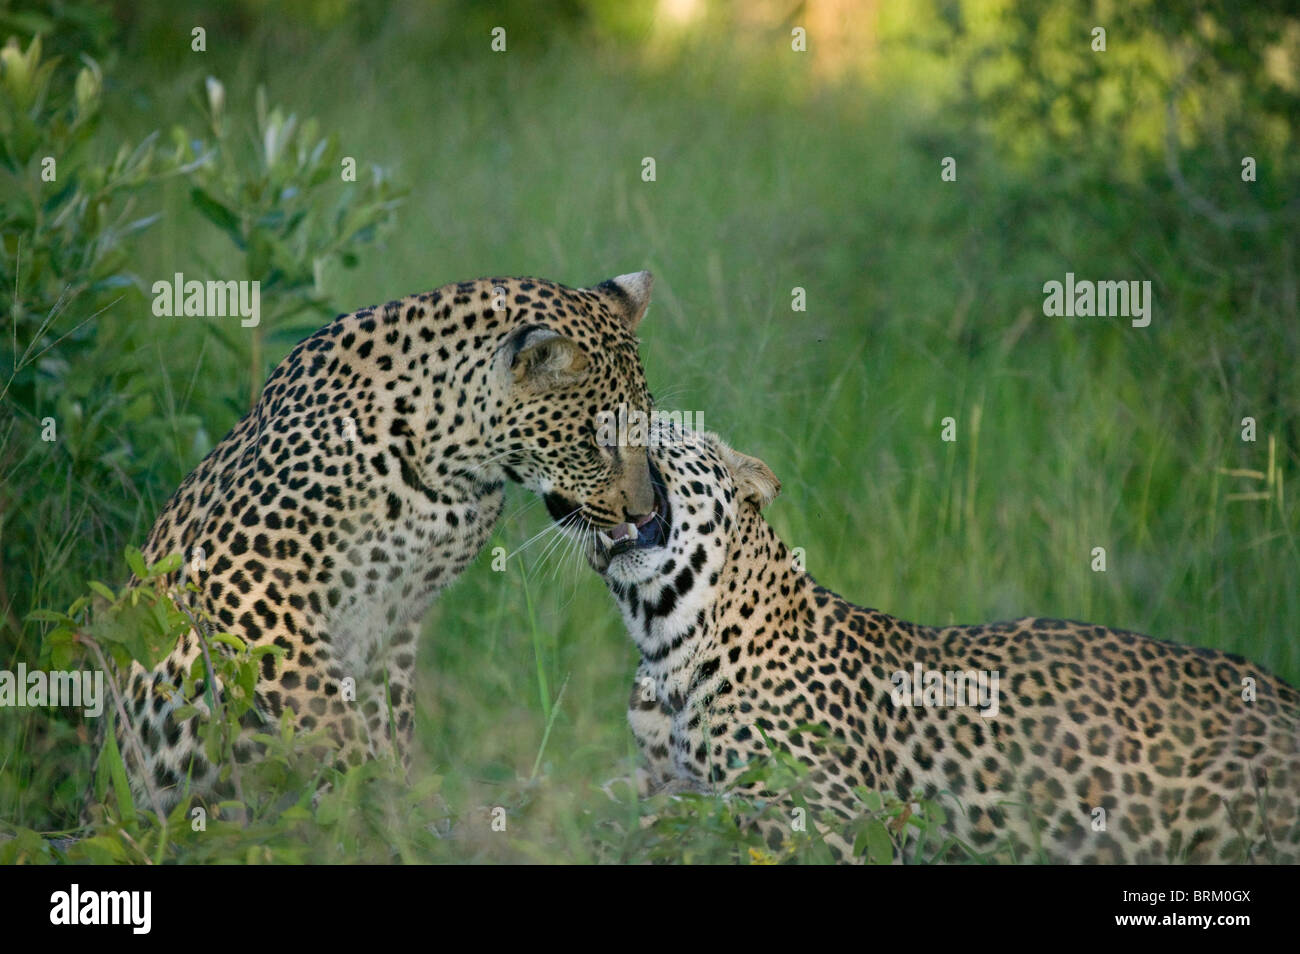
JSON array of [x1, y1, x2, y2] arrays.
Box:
[[597, 531, 614, 547]]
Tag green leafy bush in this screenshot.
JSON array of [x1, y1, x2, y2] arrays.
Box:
[[0, 21, 403, 844], [176, 77, 404, 404], [0, 32, 195, 663]]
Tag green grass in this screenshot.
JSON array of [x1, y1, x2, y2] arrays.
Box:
[[2, 4, 1297, 862]]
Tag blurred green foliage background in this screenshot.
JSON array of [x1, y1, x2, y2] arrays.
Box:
[[0, 0, 1297, 861]]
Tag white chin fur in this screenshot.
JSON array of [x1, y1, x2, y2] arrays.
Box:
[[599, 548, 661, 586]]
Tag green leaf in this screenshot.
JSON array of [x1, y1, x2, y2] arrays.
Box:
[[189, 187, 244, 247], [147, 552, 182, 577], [0, 827, 50, 864], [203, 719, 224, 764], [45, 628, 77, 669], [928, 800, 948, 826], [210, 632, 247, 653], [215, 800, 246, 819], [92, 596, 184, 668], [124, 546, 147, 580], [26, 608, 72, 624], [864, 820, 893, 864], [103, 717, 137, 827], [85, 835, 132, 864], [88, 581, 116, 602], [406, 773, 444, 803]]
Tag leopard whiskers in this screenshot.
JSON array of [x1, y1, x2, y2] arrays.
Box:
[[525, 510, 583, 581], [507, 508, 579, 562], [549, 515, 590, 583], [502, 492, 547, 524]]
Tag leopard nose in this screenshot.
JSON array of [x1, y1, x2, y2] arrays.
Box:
[[626, 488, 654, 519], [623, 483, 654, 519], [622, 448, 655, 516]]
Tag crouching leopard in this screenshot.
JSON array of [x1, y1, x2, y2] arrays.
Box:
[[574, 427, 1300, 863], [108, 271, 660, 810]]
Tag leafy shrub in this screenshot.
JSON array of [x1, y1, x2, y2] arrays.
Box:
[[0, 32, 194, 659], [0, 24, 403, 841], [3, 548, 448, 863], [176, 77, 404, 405]]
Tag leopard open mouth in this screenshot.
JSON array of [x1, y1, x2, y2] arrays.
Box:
[[544, 461, 671, 564], [599, 471, 670, 558]]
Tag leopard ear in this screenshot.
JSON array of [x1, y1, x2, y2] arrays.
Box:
[[591, 270, 653, 332], [708, 433, 780, 510], [504, 325, 590, 391]]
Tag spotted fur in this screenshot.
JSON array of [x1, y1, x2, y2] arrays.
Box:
[[110, 272, 659, 808], [585, 429, 1300, 863]]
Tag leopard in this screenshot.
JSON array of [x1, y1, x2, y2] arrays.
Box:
[[573, 426, 1300, 863], [105, 271, 661, 812]]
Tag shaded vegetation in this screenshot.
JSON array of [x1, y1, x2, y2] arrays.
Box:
[[1, 0, 1296, 862]]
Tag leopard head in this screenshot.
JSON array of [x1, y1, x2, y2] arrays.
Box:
[[583, 426, 779, 588], [489, 271, 658, 532]]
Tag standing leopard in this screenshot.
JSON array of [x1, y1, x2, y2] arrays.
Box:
[[574, 427, 1300, 863], [108, 271, 659, 810]]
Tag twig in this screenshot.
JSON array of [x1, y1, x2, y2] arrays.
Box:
[[82, 635, 168, 827], [172, 591, 247, 817]]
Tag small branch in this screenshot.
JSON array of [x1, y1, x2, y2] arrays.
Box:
[[172, 591, 247, 817], [82, 635, 168, 828]]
